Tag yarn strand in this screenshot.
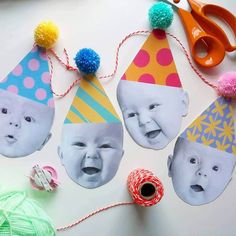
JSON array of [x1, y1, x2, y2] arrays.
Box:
[[48, 30, 216, 98], [56, 202, 134, 232]]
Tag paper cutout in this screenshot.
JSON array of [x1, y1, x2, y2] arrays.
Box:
[[168, 97, 236, 206], [117, 30, 188, 150], [0, 46, 54, 158], [59, 75, 124, 189]]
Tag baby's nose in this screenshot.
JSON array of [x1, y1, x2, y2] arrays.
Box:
[[86, 149, 99, 159], [196, 170, 207, 178], [138, 112, 152, 126], [9, 119, 21, 128]]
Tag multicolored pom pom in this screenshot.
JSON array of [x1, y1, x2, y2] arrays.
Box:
[[74, 48, 100, 74], [148, 2, 174, 30], [34, 21, 59, 49], [217, 71, 236, 98]]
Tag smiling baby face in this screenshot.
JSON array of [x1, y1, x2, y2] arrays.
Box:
[[117, 80, 188, 149], [0, 89, 54, 158], [168, 137, 236, 205], [58, 123, 124, 189]]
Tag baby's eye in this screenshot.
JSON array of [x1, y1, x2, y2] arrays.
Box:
[[149, 104, 159, 110], [127, 112, 138, 118], [1, 108, 8, 114], [189, 157, 199, 164], [212, 165, 219, 172], [73, 142, 86, 147], [24, 116, 35, 123], [99, 144, 112, 149]]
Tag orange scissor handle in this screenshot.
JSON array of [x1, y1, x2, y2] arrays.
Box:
[[178, 7, 225, 68], [189, 0, 236, 52]]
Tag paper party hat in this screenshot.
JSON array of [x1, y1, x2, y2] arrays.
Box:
[[64, 74, 121, 124], [121, 29, 182, 87], [180, 97, 236, 155], [0, 46, 54, 107]]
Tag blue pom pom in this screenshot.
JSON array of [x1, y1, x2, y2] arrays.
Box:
[[148, 2, 174, 30], [74, 48, 100, 74]]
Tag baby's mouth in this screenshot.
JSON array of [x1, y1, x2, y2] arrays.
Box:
[[82, 167, 101, 175], [145, 129, 161, 139], [191, 184, 204, 192], [5, 135, 17, 144]]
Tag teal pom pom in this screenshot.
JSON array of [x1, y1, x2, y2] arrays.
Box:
[[74, 48, 100, 74], [148, 2, 174, 30]]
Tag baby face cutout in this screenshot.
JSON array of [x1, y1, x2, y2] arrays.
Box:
[[0, 89, 54, 158], [168, 138, 236, 206], [58, 123, 124, 189], [117, 80, 188, 149]]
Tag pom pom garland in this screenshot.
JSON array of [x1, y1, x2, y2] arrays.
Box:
[[74, 48, 100, 74], [0, 191, 55, 235], [217, 71, 236, 98], [148, 2, 174, 30], [34, 21, 59, 49]]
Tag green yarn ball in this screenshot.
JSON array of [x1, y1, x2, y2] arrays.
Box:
[[0, 191, 55, 236], [148, 2, 174, 30]]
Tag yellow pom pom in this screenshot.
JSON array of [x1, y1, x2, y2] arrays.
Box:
[[34, 21, 59, 49]]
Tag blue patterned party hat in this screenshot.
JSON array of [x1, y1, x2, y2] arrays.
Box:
[[0, 46, 54, 107], [180, 97, 236, 155]]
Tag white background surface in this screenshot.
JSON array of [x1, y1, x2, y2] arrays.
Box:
[[0, 0, 236, 235]]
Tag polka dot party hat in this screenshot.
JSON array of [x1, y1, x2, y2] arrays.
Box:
[[180, 97, 236, 155], [64, 74, 121, 124], [0, 46, 54, 107], [121, 29, 182, 87]]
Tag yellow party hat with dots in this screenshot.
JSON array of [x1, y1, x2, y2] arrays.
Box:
[[64, 74, 121, 124], [121, 29, 182, 87]]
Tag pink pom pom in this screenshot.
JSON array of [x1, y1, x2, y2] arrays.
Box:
[[217, 71, 236, 98]]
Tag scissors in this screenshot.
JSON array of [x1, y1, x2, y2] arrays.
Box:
[[164, 0, 236, 68]]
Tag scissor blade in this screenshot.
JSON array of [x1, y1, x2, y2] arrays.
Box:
[[163, 0, 191, 12]]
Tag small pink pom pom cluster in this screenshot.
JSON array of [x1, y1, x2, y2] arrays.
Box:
[[217, 71, 236, 98]]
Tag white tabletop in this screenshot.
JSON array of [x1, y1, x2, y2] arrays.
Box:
[[0, 0, 235, 235]]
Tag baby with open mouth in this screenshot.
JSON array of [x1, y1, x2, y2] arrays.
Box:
[[116, 29, 189, 150], [168, 137, 236, 205], [58, 123, 124, 189], [117, 81, 188, 149], [168, 96, 236, 205], [0, 91, 54, 158]]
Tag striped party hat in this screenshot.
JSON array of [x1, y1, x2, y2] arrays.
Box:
[[180, 97, 236, 155], [0, 46, 54, 107], [64, 74, 121, 124], [120, 29, 182, 88]]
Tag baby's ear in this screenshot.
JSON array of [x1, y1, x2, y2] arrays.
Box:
[[37, 133, 52, 151], [167, 155, 173, 177], [181, 91, 189, 117], [57, 146, 64, 164]]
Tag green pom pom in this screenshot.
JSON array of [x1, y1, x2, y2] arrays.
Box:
[[148, 2, 174, 30]]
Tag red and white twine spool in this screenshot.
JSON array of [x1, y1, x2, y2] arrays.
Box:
[[57, 169, 164, 232], [127, 169, 164, 207]]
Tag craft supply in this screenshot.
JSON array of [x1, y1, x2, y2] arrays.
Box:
[[127, 169, 164, 207], [34, 21, 59, 49], [57, 169, 164, 231], [148, 2, 174, 30], [30, 165, 59, 191], [217, 72, 236, 98], [163, 0, 236, 67], [0, 191, 55, 235], [74, 48, 101, 74]]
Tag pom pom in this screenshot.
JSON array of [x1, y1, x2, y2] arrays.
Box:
[[217, 71, 236, 98], [0, 191, 55, 235], [148, 2, 174, 30], [34, 21, 59, 49], [74, 48, 100, 74]]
